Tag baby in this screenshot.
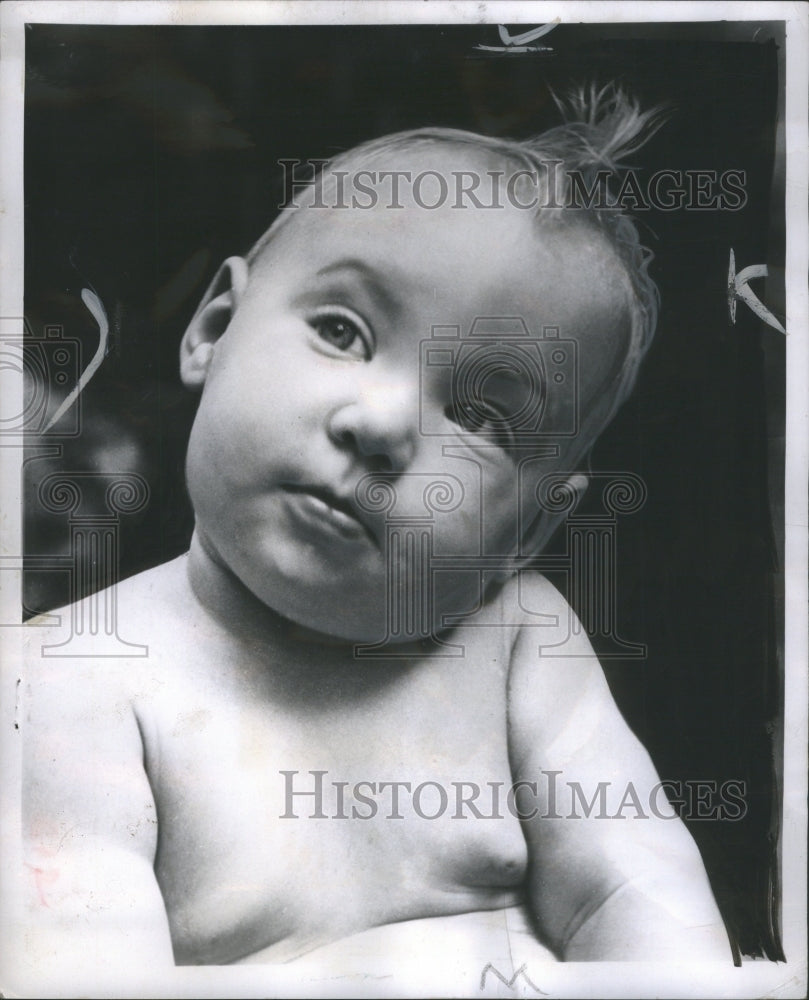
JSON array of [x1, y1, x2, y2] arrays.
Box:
[[20, 90, 731, 984]]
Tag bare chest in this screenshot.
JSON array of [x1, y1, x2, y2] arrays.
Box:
[[142, 643, 528, 964]]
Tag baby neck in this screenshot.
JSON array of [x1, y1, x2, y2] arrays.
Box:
[[186, 530, 354, 647]]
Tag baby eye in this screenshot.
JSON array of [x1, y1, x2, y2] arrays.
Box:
[[309, 306, 373, 361]]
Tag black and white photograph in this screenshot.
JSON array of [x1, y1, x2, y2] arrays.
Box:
[[1, 2, 806, 997]]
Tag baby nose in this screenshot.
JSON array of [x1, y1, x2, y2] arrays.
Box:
[[327, 381, 418, 472]]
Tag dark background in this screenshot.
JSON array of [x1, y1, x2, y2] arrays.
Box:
[[23, 21, 785, 962]]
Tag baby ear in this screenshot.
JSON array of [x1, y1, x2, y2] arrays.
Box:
[[566, 473, 589, 500], [180, 256, 249, 390], [515, 472, 591, 568]]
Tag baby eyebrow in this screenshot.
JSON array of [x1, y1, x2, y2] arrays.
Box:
[[315, 259, 404, 320]]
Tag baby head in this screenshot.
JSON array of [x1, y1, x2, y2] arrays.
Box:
[[180, 87, 661, 642]]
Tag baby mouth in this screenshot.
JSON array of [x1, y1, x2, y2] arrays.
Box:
[[283, 485, 378, 547]]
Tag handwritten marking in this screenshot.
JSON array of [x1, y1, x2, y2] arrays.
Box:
[[727, 248, 785, 334], [497, 23, 559, 46], [41, 288, 109, 434], [475, 22, 559, 54], [480, 962, 546, 994], [24, 862, 59, 908]]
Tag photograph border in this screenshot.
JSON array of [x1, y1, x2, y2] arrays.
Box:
[[1, 2, 806, 998]]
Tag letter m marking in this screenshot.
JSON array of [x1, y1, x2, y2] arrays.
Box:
[[480, 962, 545, 993]]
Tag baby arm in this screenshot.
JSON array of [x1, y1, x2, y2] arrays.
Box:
[[507, 574, 732, 961], [21, 654, 174, 977]]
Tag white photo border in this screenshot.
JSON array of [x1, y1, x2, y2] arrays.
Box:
[[1, 3, 806, 998]]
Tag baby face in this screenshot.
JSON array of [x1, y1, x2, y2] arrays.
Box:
[[184, 150, 630, 641]]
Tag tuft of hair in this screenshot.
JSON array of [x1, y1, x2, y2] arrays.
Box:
[[543, 82, 669, 171], [527, 83, 669, 432]]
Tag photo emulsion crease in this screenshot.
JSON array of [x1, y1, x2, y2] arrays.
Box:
[[0, 5, 806, 999]]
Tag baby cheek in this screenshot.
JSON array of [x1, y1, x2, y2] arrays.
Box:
[[437, 490, 517, 558]]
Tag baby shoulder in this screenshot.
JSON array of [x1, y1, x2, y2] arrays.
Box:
[[24, 553, 193, 670], [22, 638, 142, 756], [496, 570, 593, 658], [502, 572, 612, 749], [21, 565, 190, 744]]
